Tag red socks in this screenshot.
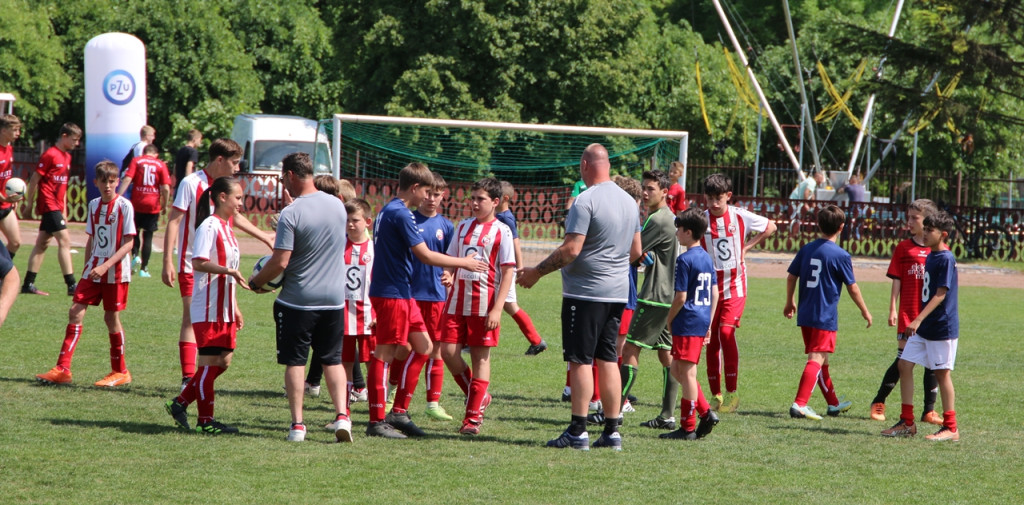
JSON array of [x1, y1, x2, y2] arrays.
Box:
[[367, 358, 387, 423], [452, 368, 473, 396], [901, 403, 915, 425], [681, 398, 697, 431], [56, 324, 82, 372], [817, 364, 839, 406], [719, 324, 739, 393], [512, 309, 542, 346], [392, 353, 429, 413], [179, 342, 197, 379], [109, 331, 127, 373], [794, 360, 822, 406], [591, 364, 601, 403], [176, 365, 225, 424], [426, 358, 445, 403], [465, 378, 490, 422], [943, 410, 957, 432]]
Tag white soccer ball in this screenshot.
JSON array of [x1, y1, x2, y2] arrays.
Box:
[[5, 177, 26, 198], [252, 254, 284, 289]]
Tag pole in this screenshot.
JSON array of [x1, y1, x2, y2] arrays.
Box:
[[782, 0, 823, 173], [863, 71, 943, 184], [753, 103, 763, 197], [911, 131, 918, 201], [679, 134, 689, 191], [331, 115, 342, 179]]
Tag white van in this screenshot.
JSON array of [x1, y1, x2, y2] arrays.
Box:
[[231, 114, 332, 174]]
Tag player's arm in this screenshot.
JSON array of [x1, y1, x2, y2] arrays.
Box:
[[234, 297, 244, 330], [249, 248, 290, 293], [116, 176, 133, 197], [517, 232, 585, 288], [513, 237, 524, 270], [629, 231, 643, 263], [888, 278, 901, 327], [783, 273, 798, 319], [411, 242, 486, 271], [743, 219, 777, 255], [905, 287, 947, 335], [162, 207, 185, 287], [24, 172, 41, 215], [84, 235, 94, 270], [488, 264, 515, 329], [846, 282, 873, 328], [159, 184, 171, 213], [0, 265, 19, 328], [184, 160, 195, 177], [193, 257, 249, 289], [666, 289, 687, 333], [233, 213, 274, 250], [90, 234, 135, 281]]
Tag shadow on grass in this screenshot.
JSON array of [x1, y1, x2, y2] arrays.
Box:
[[48, 418, 264, 438], [493, 393, 567, 406], [767, 423, 860, 435]]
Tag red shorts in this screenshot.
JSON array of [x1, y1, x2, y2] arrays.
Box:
[[193, 321, 238, 350], [370, 297, 426, 346], [178, 272, 194, 298], [72, 278, 129, 312], [713, 295, 746, 328], [618, 308, 634, 336], [801, 326, 836, 354], [416, 299, 446, 342], [441, 312, 500, 347], [671, 335, 704, 363], [342, 333, 375, 363]]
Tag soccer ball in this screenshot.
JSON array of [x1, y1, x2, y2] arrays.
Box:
[[252, 254, 284, 289], [5, 177, 26, 198]]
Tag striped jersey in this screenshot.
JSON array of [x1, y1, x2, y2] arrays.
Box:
[[700, 206, 770, 300], [0, 144, 13, 211], [343, 239, 374, 336], [172, 169, 214, 274], [445, 218, 515, 317], [190, 216, 240, 324], [83, 196, 136, 284]]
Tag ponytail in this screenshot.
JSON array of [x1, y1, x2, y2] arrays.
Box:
[[195, 176, 240, 229]]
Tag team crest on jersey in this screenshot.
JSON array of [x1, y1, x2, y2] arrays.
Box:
[[728, 224, 737, 234], [435, 229, 444, 241], [107, 213, 116, 224], [361, 252, 373, 264], [482, 235, 492, 246]]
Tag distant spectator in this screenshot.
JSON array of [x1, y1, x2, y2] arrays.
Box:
[[174, 129, 202, 190]]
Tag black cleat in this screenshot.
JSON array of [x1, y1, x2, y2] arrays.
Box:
[[385, 411, 426, 437], [67, 283, 77, 296], [195, 420, 238, 435], [165, 399, 190, 430], [695, 409, 719, 439], [659, 429, 697, 440], [525, 340, 548, 356], [21, 283, 50, 296], [366, 420, 407, 439], [640, 416, 677, 430]]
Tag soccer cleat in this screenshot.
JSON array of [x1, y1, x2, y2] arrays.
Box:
[[720, 391, 739, 412], [621, 400, 636, 413], [592, 431, 622, 451], [385, 411, 426, 437], [695, 409, 720, 439], [546, 429, 590, 450], [925, 426, 959, 442], [36, 367, 72, 384], [350, 387, 367, 403], [789, 403, 823, 421], [425, 404, 454, 421], [561, 386, 572, 402], [138, 269, 152, 278], [459, 419, 481, 435], [330, 417, 353, 443], [588, 399, 602, 412], [880, 419, 917, 437], [287, 423, 306, 442], [827, 400, 853, 417], [870, 402, 886, 421], [586, 411, 606, 425], [94, 371, 132, 387], [165, 400, 190, 430], [21, 283, 50, 296], [131, 255, 142, 273], [640, 416, 677, 430], [195, 420, 239, 435], [710, 394, 724, 411], [922, 410, 943, 426], [627, 393, 638, 403], [67, 283, 77, 296], [524, 340, 548, 356], [659, 429, 697, 440], [365, 421, 407, 439], [304, 382, 321, 397]]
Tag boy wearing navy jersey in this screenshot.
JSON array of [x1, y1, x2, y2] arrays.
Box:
[[496, 181, 547, 355], [882, 211, 961, 441], [661, 208, 719, 440], [785, 205, 872, 420]]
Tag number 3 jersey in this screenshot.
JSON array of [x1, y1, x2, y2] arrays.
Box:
[[786, 238, 856, 331], [445, 218, 515, 317], [701, 206, 770, 300], [83, 196, 137, 284], [671, 246, 718, 336], [343, 239, 374, 335]]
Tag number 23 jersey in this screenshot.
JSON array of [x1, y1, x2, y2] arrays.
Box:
[[343, 239, 374, 335], [83, 196, 136, 283]]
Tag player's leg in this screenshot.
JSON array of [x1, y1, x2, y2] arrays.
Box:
[[22, 229, 52, 294], [391, 330, 431, 415], [921, 367, 941, 424], [275, 304, 314, 439], [0, 210, 21, 256], [178, 295, 197, 386], [194, 347, 235, 434], [316, 311, 352, 442], [36, 301, 89, 383], [505, 297, 546, 354], [620, 342, 641, 409], [52, 228, 76, 292], [652, 347, 679, 425], [705, 308, 724, 402], [927, 368, 958, 440], [139, 229, 155, 275], [461, 345, 492, 435], [592, 305, 623, 449], [819, 352, 852, 416], [871, 335, 908, 420], [791, 349, 825, 420]]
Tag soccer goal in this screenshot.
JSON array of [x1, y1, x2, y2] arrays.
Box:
[[326, 114, 688, 240]]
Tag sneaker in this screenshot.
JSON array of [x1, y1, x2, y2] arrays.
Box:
[[588, 399, 602, 412], [922, 410, 944, 425], [385, 411, 426, 437], [826, 400, 853, 417], [36, 367, 72, 384], [546, 429, 589, 450], [459, 419, 481, 435], [870, 402, 886, 421], [165, 399, 190, 430], [592, 431, 622, 451], [640, 416, 677, 430], [196, 420, 239, 435], [287, 423, 306, 442], [131, 255, 142, 273], [695, 409, 720, 439], [561, 386, 572, 402], [304, 382, 321, 397], [21, 283, 50, 296], [350, 387, 367, 403], [330, 417, 353, 443], [925, 426, 960, 442], [94, 371, 132, 387], [789, 403, 823, 421], [659, 429, 697, 440], [138, 269, 151, 278], [67, 283, 77, 296], [586, 411, 606, 425], [621, 400, 636, 413], [720, 391, 739, 412], [710, 393, 724, 411], [365, 420, 407, 439], [425, 404, 453, 421], [880, 419, 917, 437], [525, 340, 548, 355]]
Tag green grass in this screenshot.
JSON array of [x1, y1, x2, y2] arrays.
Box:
[[1, 250, 1022, 504]]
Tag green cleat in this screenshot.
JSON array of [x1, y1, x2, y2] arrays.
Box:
[[425, 404, 454, 421]]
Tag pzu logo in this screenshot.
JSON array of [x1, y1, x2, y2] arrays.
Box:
[[102, 70, 136, 106]]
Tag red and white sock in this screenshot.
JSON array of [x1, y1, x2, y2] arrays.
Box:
[[512, 309, 542, 346], [680, 398, 697, 431], [794, 360, 822, 406], [196, 365, 225, 424], [452, 367, 473, 396], [465, 378, 490, 422], [179, 341, 197, 379], [109, 331, 127, 373], [367, 357, 387, 423], [817, 364, 839, 406], [695, 383, 710, 417], [392, 352, 429, 413], [56, 324, 82, 372], [720, 324, 739, 392], [426, 358, 445, 403]]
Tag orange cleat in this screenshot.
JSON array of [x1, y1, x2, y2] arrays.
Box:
[[925, 426, 960, 442], [870, 402, 886, 421], [94, 371, 133, 387], [36, 367, 72, 384]]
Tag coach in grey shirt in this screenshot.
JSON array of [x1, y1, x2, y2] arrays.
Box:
[[249, 152, 353, 443], [518, 143, 641, 450]]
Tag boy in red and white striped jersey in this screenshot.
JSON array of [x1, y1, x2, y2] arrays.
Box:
[[340, 199, 375, 415], [36, 161, 137, 387], [440, 178, 516, 435], [699, 173, 776, 412]]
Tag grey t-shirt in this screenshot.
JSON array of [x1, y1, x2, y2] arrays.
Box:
[[561, 180, 641, 302], [274, 191, 348, 310]]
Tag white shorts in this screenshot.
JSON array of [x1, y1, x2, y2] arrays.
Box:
[[901, 334, 958, 370], [505, 272, 517, 303]]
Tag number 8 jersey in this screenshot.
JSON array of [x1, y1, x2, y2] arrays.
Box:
[[343, 238, 374, 335], [84, 195, 136, 283]]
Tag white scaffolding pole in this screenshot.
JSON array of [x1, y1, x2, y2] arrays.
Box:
[[783, 0, 822, 174]]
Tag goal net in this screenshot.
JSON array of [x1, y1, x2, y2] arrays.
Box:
[[326, 114, 688, 241]]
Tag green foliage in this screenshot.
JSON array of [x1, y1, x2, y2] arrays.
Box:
[[0, 0, 71, 135]]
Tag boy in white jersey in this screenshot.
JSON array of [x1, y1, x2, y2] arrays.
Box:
[[441, 178, 515, 435], [36, 161, 136, 386], [700, 173, 776, 412], [340, 199, 377, 419]]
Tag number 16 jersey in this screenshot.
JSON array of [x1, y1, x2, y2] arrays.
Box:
[[343, 239, 374, 336]]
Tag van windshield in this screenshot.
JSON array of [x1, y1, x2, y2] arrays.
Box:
[[252, 141, 331, 173]]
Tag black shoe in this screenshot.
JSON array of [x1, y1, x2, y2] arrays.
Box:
[[561, 390, 572, 402], [21, 283, 50, 296], [659, 429, 697, 440], [165, 399, 190, 430], [525, 340, 548, 356], [640, 416, 677, 430], [586, 411, 606, 425], [385, 411, 426, 437], [195, 420, 238, 435], [695, 409, 720, 439], [67, 283, 77, 296], [365, 420, 407, 439], [627, 393, 638, 403]]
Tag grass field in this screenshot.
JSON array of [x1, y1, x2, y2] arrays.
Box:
[[1, 250, 1022, 504]]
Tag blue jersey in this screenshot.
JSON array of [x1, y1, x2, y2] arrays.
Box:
[[787, 238, 856, 331], [495, 209, 520, 239], [369, 198, 425, 299], [917, 249, 958, 341], [626, 264, 639, 310], [671, 247, 717, 337], [410, 211, 454, 302]]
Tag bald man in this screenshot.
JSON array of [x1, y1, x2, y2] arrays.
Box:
[[519, 144, 642, 451]]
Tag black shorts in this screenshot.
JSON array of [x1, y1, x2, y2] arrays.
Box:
[[274, 301, 344, 367], [134, 212, 159, 232], [561, 297, 624, 365], [198, 346, 234, 356], [39, 211, 67, 234], [0, 207, 12, 221]]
